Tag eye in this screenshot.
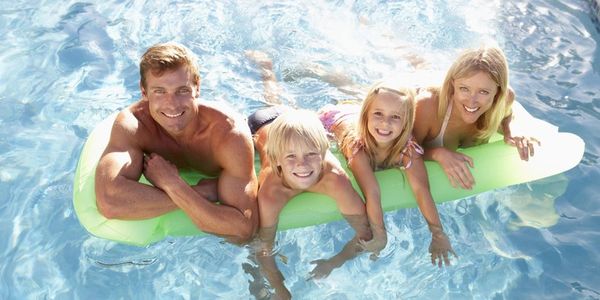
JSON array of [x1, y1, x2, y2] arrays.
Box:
[[373, 111, 383, 117], [153, 89, 166, 94], [307, 152, 320, 157], [177, 88, 191, 95], [285, 154, 296, 160], [479, 90, 490, 95], [392, 114, 402, 120], [459, 86, 469, 92]]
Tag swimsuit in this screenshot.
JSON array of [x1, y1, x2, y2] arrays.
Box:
[[349, 138, 424, 170], [318, 102, 424, 170], [423, 102, 452, 148], [317, 102, 360, 133], [247, 105, 290, 134]]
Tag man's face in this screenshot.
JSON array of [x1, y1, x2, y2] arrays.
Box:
[[142, 66, 200, 136]]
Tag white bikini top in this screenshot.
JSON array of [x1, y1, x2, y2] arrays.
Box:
[[423, 102, 452, 148]]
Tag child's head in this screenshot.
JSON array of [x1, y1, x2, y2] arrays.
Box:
[[356, 82, 416, 169], [265, 109, 330, 189], [439, 44, 510, 141]]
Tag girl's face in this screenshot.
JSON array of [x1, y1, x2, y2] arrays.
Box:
[[451, 71, 498, 124], [276, 136, 324, 190], [367, 91, 406, 148]]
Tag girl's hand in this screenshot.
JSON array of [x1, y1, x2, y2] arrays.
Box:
[[434, 148, 475, 189], [505, 135, 540, 161], [428, 223, 457, 268], [358, 228, 387, 260]]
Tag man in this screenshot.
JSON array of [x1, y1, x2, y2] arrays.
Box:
[[95, 42, 258, 243]]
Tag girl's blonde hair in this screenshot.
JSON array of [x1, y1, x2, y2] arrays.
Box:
[[438, 44, 510, 141], [265, 109, 330, 175], [341, 82, 416, 170]]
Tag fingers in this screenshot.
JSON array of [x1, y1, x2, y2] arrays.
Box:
[[450, 164, 474, 190], [511, 137, 541, 161], [443, 252, 450, 266]]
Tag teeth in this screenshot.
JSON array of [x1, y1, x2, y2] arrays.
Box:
[[463, 105, 479, 113], [163, 111, 184, 118], [294, 171, 313, 178], [377, 129, 391, 136]]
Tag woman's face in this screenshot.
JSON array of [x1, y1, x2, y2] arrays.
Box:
[[366, 91, 406, 148], [276, 136, 324, 190], [451, 71, 498, 124]]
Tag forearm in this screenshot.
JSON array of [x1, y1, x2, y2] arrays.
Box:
[[163, 180, 255, 240], [413, 189, 443, 227], [364, 195, 385, 232], [327, 238, 363, 269], [342, 213, 373, 241], [96, 176, 178, 219]]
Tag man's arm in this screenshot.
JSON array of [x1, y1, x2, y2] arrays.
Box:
[[144, 128, 259, 243], [95, 112, 178, 219]]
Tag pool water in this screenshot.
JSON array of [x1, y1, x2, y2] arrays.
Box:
[[1, 0, 599, 299]]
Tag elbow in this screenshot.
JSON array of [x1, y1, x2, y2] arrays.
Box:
[[95, 186, 121, 219], [221, 207, 259, 244]]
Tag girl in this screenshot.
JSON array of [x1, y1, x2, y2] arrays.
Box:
[[318, 82, 456, 266]]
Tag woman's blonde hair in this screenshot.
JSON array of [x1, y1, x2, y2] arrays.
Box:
[[140, 42, 200, 89], [341, 82, 416, 170], [265, 109, 330, 175], [438, 44, 510, 141]]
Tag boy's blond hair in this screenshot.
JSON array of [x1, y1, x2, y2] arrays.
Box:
[[265, 110, 330, 175], [438, 44, 510, 142]]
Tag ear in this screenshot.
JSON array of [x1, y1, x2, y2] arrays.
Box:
[[140, 82, 147, 98]]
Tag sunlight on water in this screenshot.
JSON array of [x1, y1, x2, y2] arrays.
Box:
[[0, 0, 599, 298]]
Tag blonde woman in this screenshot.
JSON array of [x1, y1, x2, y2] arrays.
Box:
[[414, 44, 539, 190]]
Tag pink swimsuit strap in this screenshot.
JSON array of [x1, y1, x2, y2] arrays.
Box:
[[348, 136, 424, 170]]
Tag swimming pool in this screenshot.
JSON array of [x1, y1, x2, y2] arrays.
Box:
[[1, 0, 599, 298]]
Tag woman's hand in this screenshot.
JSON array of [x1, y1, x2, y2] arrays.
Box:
[[505, 135, 540, 161], [433, 148, 475, 189]]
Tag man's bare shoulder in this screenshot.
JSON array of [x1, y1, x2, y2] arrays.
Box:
[[199, 102, 254, 174], [108, 101, 156, 149], [201, 101, 250, 133]]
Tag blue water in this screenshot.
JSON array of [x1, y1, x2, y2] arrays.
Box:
[[1, 0, 599, 299]]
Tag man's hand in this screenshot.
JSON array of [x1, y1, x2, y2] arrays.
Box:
[[142, 153, 180, 190]]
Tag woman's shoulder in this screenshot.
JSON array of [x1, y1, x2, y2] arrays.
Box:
[[415, 87, 440, 118]]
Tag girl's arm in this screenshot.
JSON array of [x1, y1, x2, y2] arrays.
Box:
[[404, 154, 457, 267], [347, 151, 387, 256]]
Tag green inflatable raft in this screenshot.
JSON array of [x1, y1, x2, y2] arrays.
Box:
[[73, 113, 585, 246]]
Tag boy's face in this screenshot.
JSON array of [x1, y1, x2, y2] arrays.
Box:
[[277, 135, 323, 190]]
